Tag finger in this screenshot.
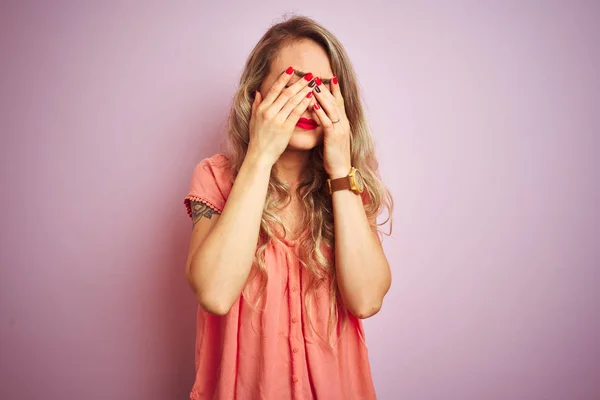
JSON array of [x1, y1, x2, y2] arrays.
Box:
[[251, 90, 261, 118], [284, 91, 314, 128], [260, 66, 295, 107], [278, 84, 313, 120], [330, 75, 343, 103], [269, 71, 314, 115], [311, 101, 323, 125], [313, 78, 340, 123], [311, 101, 334, 130]]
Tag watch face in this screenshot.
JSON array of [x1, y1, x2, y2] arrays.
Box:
[[353, 168, 365, 192]]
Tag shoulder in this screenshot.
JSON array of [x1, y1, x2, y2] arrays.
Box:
[[192, 152, 233, 185], [185, 153, 234, 217], [195, 152, 230, 171]]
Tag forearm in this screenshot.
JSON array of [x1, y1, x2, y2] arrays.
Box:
[[332, 189, 391, 319], [189, 152, 272, 314]]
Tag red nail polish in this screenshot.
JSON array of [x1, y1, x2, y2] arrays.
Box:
[[315, 77, 322, 86], [286, 66, 294, 75], [332, 76, 338, 85], [306, 92, 313, 98], [313, 102, 320, 110], [304, 72, 313, 81]]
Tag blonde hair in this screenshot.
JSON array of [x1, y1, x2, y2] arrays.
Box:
[[223, 15, 393, 345]]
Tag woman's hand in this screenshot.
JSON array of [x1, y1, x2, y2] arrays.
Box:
[[311, 77, 352, 179], [247, 67, 315, 167]]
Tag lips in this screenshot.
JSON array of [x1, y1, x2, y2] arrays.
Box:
[[296, 117, 318, 130]]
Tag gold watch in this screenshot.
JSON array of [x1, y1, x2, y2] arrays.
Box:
[[327, 167, 365, 195]]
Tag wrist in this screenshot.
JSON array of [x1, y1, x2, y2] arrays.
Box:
[[244, 150, 274, 173], [328, 167, 351, 180]]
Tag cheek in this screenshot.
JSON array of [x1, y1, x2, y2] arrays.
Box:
[[259, 76, 277, 95], [259, 81, 269, 95]]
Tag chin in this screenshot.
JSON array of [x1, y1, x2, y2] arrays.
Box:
[[287, 127, 323, 150]]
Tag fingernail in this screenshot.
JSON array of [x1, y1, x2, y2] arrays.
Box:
[[332, 76, 338, 85], [304, 72, 314, 81], [313, 103, 321, 110], [315, 77, 322, 86], [308, 79, 316, 88], [315, 85, 321, 93], [286, 66, 294, 75], [306, 92, 313, 98]]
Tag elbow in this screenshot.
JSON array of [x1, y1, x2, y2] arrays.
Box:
[[197, 292, 233, 316], [348, 301, 382, 319], [186, 270, 233, 317], [344, 281, 389, 319], [348, 263, 391, 319]]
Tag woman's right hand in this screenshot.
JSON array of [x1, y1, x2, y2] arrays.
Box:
[[247, 67, 315, 166]]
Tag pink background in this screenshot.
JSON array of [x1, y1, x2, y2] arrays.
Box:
[[1, 1, 599, 399]]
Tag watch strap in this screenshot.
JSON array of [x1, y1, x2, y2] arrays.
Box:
[[328, 176, 351, 194]]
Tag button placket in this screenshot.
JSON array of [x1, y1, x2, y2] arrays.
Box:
[[286, 248, 303, 395]]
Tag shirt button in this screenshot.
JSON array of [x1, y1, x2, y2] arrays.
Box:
[[291, 317, 298, 323], [293, 347, 299, 353], [292, 286, 298, 292], [293, 377, 299, 383]]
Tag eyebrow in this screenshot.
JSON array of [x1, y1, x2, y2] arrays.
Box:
[[293, 69, 332, 84]]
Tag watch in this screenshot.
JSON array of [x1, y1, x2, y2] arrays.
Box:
[[327, 167, 365, 195]]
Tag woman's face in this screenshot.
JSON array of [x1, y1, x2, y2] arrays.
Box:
[[259, 39, 334, 151]]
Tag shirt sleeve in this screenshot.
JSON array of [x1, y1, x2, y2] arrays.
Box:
[[360, 189, 371, 206], [183, 153, 229, 220]]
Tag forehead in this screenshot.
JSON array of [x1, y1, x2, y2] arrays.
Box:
[[271, 39, 333, 80]]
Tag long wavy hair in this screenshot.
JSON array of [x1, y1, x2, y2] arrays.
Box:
[[223, 15, 393, 345]]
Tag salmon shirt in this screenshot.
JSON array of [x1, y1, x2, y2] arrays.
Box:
[[183, 153, 377, 400]]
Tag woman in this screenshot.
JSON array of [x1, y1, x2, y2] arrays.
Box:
[[183, 15, 393, 400]]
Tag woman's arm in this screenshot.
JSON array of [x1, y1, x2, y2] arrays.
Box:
[[185, 153, 272, 316], [330, 187, 391, 319], [309, 77, 391, 319], [185, 67, 314, 315]]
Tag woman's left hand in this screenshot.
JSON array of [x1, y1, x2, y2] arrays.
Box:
[[311, 77, 352, 179]]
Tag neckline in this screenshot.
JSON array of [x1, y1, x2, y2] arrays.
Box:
[[281, 236, 298, 247], [279, 227, 310, 247]]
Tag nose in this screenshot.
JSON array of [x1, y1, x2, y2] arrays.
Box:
[[301, 101, 317, 120]]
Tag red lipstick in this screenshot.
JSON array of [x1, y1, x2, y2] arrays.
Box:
[[296, 117, 318, 130]]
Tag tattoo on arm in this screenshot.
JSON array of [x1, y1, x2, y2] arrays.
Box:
[[191, 201, 220, 226]]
